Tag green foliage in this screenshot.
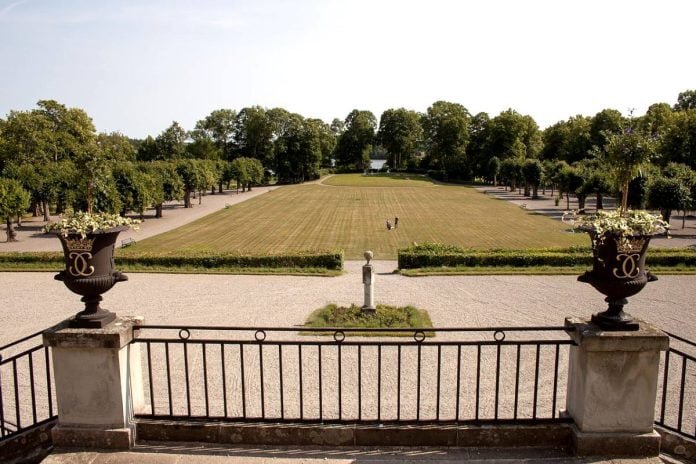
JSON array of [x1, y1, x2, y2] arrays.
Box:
[[674, 90, 696, 111], [43, 211, 140, 237], [421, 101, 470, 178], [397, 242, 696, 269], [647, 176, 692, 223], [0, 250, 344, 272], [377, 108, 423, 170], [0, 177, 30, 220], [333, 109, 377, 170], [305, 304, 433, 332]]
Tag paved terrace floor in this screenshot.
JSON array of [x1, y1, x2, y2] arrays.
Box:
[[43, 443, 671, 464]]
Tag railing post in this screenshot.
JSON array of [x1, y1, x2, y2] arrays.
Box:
[[42, 316, 145, 449], [564, 316, 669, 457]]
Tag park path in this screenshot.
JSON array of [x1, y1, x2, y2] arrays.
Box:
[[0, 186, 278, 253], [475, 185, 696, 249]]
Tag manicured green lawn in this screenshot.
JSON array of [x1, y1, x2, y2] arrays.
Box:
[[126, 174, 585, 259]]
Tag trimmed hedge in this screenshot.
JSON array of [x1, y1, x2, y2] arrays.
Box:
[[398, 242, 696, 269], [0, 250, 344, 270]]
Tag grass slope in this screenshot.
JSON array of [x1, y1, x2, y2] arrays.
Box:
[[126, 175, 585, 260]]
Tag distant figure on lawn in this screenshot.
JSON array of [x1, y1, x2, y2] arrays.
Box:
[[394, 217, 399, 228], [386, 219, 392, 230]]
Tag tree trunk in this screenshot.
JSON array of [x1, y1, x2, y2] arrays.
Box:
[[524, 184, 530, 197], [247, 183, 252, 192], [661, 208, 671, 224], [566, 193, 570, 210], [532, 185, 538, 199], [6, 218, 17, 242], [16, 214, 21, 226], [551, 185, 555, 197], [493, 175, 497, 186], [184, 189, 191, 208], [155, 204, 163, 218], [577, 194, 586, 211], [596, 193, 603, 211], [211, 186, 215, 195], [31, 201, 39, 217], [682, 211, 686, 229], [198, 191, 202, 205], [42, 200, 50, 222], [219, 182, 223, 193]]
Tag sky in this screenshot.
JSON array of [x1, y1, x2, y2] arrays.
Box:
[[0, 0, 694, 139]]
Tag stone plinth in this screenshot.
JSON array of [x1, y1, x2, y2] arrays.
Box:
[[564, 317, 669, 456], [43, 316, 145, 449]]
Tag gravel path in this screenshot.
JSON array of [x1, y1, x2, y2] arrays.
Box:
[[475, 185, 696, 249], [0, 186, 278, 253]]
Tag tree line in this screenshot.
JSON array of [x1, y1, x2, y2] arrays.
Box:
[[2, 91, 696, 241]]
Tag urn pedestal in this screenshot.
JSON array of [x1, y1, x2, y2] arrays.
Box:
[[53, 226, 128, 328], [578, 233, 656, 331]]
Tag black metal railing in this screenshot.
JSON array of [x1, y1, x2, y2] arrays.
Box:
[[656, 331, 696, 440], [132, 325, 575, 424], [0, 330, 56, 442]]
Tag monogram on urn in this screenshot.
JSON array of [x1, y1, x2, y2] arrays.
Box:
[[45, 213, 139, 329]]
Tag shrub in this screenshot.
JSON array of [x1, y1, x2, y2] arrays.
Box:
[[397, 242, 696, 269], [0, 250, 344, 270]]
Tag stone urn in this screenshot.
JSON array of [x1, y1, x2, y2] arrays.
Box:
[[578, 232, 657, 331], [53, 226, 128, 328]]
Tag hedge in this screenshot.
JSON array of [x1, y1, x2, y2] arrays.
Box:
[[0, 250, 344, 270], [397, 242, 696, 269]]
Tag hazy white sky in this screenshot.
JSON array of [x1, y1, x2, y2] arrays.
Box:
[[1, 0, 694, 138]]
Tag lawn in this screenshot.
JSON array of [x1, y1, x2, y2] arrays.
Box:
[[126, 174, 585, 260]]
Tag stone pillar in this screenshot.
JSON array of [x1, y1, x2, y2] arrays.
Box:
[[362, 250, 376, 314], [43, 316, 145, 449], [564, 317, 669, 457]]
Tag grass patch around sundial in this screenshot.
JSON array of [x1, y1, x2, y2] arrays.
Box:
[[303, 303, 434, 337]]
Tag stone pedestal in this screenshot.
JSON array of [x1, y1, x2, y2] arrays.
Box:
[[564, 317, 669, 456], [362, 263, 375, 314], [43, 316, 145, 449]]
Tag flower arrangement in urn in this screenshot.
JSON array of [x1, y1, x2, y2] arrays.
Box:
[[44, 211, 140, 328], [563, 122, 667, 331]]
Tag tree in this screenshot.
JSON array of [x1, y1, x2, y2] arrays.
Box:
[[233, 106, 275, 166], [604, 127, 657, 212], [674, 90, 696, 111], [143, 161, 183, 217], [97, 132, 137, 162], [377, 108, 423, 170], [112, 162, 160, 219], [487, 156, 500, 185], [499, 158, 523, 191], [3, 162, 58, 221], [421, 101, 470, 178], [307, 118, 336, 168], [660, 109, 696, 168], [540, 116, 592, 163], [590, 108, 624, 150], [155, 122, 188, 160], [522, 159, 543, 199], [193, 109, 237, 160], [637, 103, 674, 138], [558, 166, 584, 210], [486, 109, 542, 161], [274, 114, 322, 183], [229, 157, 264, 192], [648, 176, 691, 224], [0, 178, 30, 241], [333, 110, 376, 171], [176, 159, 212, 208]]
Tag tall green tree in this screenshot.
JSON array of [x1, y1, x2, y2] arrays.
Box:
[[233, 106, 275, 166], [590, 108, 624, 149], [377, 108, 423, 170], [421, 101, 470, 178], [333, 110, 377, 171], [486, 109, 541, 160], [193, 109, 237, 160], [674, 90, 696, 111], [0, 178, 30, 242]]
